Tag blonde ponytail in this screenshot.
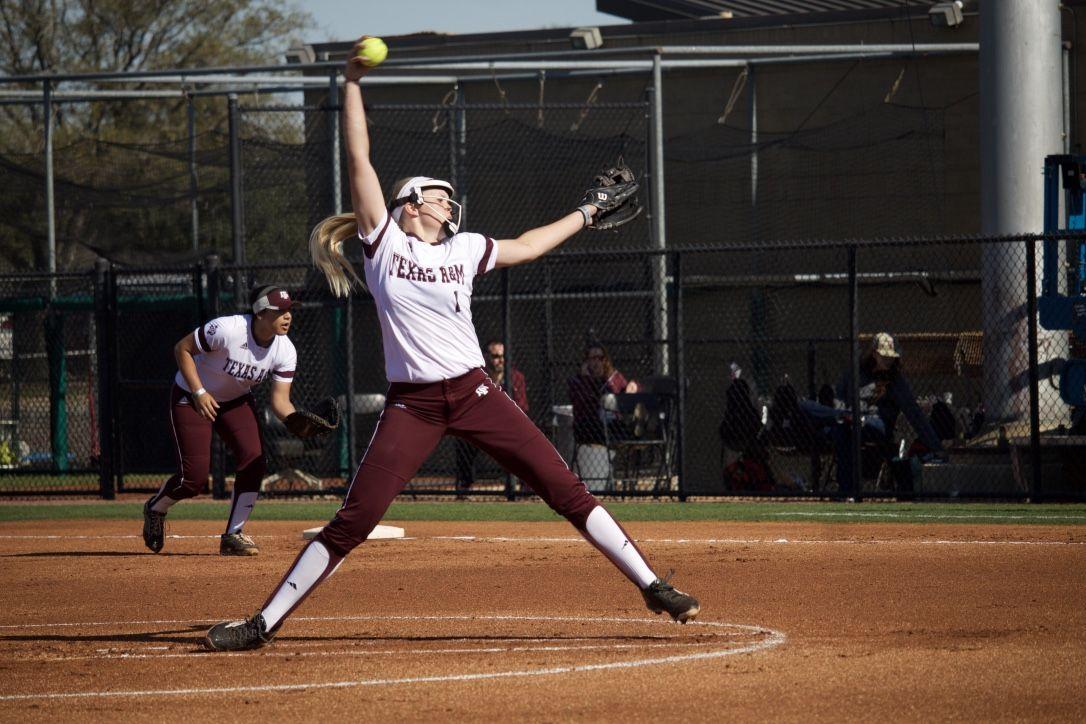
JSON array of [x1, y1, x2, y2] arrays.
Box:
[[309, 213, 365, 297]]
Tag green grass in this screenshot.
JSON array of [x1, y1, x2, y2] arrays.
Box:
[[0, 500, 1085, 524], [0, 473, 101, 491]]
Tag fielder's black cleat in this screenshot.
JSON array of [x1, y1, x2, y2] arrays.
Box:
[[204, 611, 273, 651], [641, 574, 700, 623], [142, 499, 166, 554]]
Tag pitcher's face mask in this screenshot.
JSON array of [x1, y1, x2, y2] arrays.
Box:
[[389, 176, 462, 237]]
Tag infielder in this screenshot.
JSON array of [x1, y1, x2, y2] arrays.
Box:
[[142, 285, 298, 556], [205, 37, 698, 651]]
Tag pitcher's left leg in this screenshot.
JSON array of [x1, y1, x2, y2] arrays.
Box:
[[450, 381, 696, 620], [451, 380, 596, 527]]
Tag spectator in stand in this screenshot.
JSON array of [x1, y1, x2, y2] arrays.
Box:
[[567, 343, 639, 488], [805, 333, 945, 499], [455, 340, 529, 495]]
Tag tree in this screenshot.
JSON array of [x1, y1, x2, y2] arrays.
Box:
[[0, 0, 315, 270]]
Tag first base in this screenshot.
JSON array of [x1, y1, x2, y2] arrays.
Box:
[[301, 524, 405, 540]]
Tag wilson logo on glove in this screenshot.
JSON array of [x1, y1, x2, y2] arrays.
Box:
[[580, 157, 643, 231]]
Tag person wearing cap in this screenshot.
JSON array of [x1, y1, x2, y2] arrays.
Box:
[[830, 332, 945, 498], [141, 284, 299, 556], [201, 36, 699, 653]]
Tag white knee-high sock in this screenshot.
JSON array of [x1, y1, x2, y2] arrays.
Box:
[[149, 481, 178, 513], [582, 506, 657, 588], [150, 495, 177, 514], [261, 540, 342, 630], [226, 491, 259, 534]]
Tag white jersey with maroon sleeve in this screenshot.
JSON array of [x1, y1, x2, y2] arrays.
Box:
[[358, 211, 497, 383], [174, 314, 297, 401]]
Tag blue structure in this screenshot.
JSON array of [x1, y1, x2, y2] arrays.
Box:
[[1041, 155, 1086, 412]]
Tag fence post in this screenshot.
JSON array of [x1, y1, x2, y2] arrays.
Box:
[[847, 245, 862, 502], [650, 53, 669, 376], [205, 254, 221, 317], [328, 69, 342, 215], [1026, 238, 1043, 501], [456, 87, 468, 224], [675, 251, 687, 501], [332, 300, 351, 477], [44, 76, 56, 281], [806, 341, 817, 400], [188, 91, 199, 252], [543, 259, 555, 414], [45, 309, 68, 473], [448, 85, 459, 196], [344, 298, 357, 475], [228, 94, 244, 265], [93, 259, 115, 499], [807, 339, 819, 495], [502, 267, 515, 501], [204, 254, 226, 499], [107, 264, 124, 491]]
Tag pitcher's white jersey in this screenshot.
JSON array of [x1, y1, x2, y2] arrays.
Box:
[[359, 212, 497, 383], [175, 314, 297, 401]]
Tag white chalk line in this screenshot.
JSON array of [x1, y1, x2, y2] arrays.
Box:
[[0, 615, 785, 702], [84, 633, 735, 652], [0, 613, 731, 632], [2, 534, 1079, 547], [22, 640, 732, 663], [427, 535, 1085, 547], [0, 534, 218, 540], [770, 511, 1086, 521]]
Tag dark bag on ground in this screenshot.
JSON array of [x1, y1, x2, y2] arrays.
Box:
[[890, 455, 922, 500], [764, 382, 818, 453], [723, 453, 774, 492], [719, 378, 761, 453], [930, 400, 957, 442]]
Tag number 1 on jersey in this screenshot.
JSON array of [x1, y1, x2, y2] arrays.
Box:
[[454, 290, 461, 313]]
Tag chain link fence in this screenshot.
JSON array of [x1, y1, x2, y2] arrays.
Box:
[[0, 74, 1081, 500], [0, 272, 101, 494], [237, 102, 652, 264], [0, 90, 954, 269], [1, 235, 1080, 501]]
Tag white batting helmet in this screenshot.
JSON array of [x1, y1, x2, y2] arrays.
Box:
[[389, 176, 462, 235]]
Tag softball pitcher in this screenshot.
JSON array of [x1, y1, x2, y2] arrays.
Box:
[[205, 37, 698, 651]]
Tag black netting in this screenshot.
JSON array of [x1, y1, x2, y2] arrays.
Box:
[[238, 103, 651, 264], [667, 103, 947, 247], [0, 97, 233, 272]]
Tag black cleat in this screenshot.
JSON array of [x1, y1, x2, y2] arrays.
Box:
[[641, 575, 700, 623], [142, 499, 166, 553], [220, 532, 259, 556], [204, 611, 273, 651]]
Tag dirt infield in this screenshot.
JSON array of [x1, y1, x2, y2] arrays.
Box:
[[1, 518, 1084, 722]]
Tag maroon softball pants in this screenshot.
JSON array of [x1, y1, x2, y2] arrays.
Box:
[[159, 384, 266, 500], [316, 368, 598, 557]]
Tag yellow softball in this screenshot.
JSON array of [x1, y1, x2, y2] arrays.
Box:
[[357, 37, 388, 68]]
